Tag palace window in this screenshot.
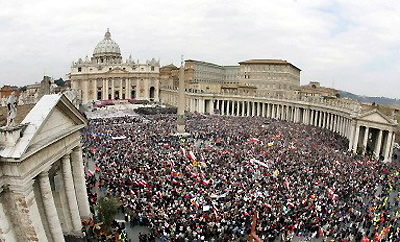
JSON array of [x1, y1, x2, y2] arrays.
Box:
[[151, 66, 155, 71], [78, 67, 82, 72]]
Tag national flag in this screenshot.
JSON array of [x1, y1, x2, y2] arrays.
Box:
[[188, 151, 197, 161], [180, 147, 186, 157], [248, 135, 259, 142], [87, 170, 94, 176]]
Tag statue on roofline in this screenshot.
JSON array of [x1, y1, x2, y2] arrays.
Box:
[[6, 92, 18, 127]]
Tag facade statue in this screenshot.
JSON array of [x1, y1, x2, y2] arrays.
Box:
[[6, 92, 18, 127]]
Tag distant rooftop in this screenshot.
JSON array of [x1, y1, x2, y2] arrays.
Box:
[[239, 59, 301, 71]]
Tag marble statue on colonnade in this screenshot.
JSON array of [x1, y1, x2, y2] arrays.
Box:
[[6, 92, 17, 127]]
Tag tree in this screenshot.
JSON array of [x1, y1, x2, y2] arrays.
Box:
[[96, 197, 121, 233], [19, 86, 27, 92], [54, 78, 66, 87]]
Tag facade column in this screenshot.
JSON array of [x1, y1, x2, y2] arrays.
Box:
[[39, 170, 65, 242], [322, 112, 326, 128], [318, 111, 322, 127], [241, 102, 245, 116], [216, 100, 220, 114], [221, 100, 225, 115], [310, 110, 314, 126], [388, 132, 396, 162], [332, 115, 336, 132], [326, 112, 330, 128], [111, 78, 115, 100], [118, 79, 122, 99], [383, 131, 393, 162], [286, 106, 290, 122], [252, 102, 256, 117], [352, 125, 360, 152], [374, 129, 383, 158], [71, 145, 92, 219], [330, 114, 334, 131], [342, 117, 346, 135], [62, 154, 82, 234], [8, 181, 48, 242], [0, 198, 17, 242], [126, 79, 131, 100], [92, 79, 97, 101], [348, 122, 356, 151], [266, 104, 270, 118], [102, 79, 106, 100], [261, 103, 265, 117], [362, 126, 369, 155]]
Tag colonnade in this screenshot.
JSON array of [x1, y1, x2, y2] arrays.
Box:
[[160, 89, 397, 162], [348, 124, 395, 161], [187, 99, 353, 138], [0, 145, 91, 242]]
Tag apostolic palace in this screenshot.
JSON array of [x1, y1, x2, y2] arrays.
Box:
[[0, 29, 398, 241]]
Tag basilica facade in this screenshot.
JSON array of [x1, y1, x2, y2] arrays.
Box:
[[68, 29, 160, 104]]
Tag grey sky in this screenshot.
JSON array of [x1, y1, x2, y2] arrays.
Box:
[[1, 0, 400, 98]]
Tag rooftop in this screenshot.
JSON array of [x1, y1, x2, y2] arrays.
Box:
[[239, 59, 301, 71]]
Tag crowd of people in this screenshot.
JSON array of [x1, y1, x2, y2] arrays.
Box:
[[82, 114, 400, 241]]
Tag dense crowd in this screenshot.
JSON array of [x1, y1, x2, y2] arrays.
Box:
[[82, 114, 400, 241]]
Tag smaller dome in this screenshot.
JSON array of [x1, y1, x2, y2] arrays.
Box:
[[93, 29, 121, 56]]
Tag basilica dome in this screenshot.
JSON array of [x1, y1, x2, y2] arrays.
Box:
[[93, 29, 121, 57]]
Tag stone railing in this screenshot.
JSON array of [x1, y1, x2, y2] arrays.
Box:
[[160, 86, 361, 115]]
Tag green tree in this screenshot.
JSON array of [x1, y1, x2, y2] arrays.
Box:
[[54, 78, 66, 87], [96, 197, 120, 233]]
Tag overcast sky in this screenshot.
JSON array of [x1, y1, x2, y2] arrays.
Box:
[[1, 0, 400, 98]]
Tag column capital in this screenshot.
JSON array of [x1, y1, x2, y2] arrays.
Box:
[[39, 166, 52, 177]]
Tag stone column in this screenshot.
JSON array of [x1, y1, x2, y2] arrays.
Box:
[[276, 105, 281, 120], [261, 103, 265, 117], [111, 78, 115, 100], [247, 102, 250, 117], [0, 189, 18, 242], [286, 106, 290, 122], [322, 112, 326, 128], [252, 102, 256, 117], [383, 131, 393, 162], [216, 100, 220, 114], [348, 122, 356, 151], [71, 145, 91, 219], [388, 132, 396, 162], [126, 79, 130, 99], [39, 170, 65, 242], [374, 129, 383, 158], [266, 103, 270, 118], [310, 110, 314, 125], [330, 114, 334, 131], [118, 79, 122, 99], [221, 100, 225, 115], [240, 102, 244, 116], [8, 180, 48, 242], [93, 79, 97, 101], [352, 125, 360, 152], [362, 126, 369, 155]]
